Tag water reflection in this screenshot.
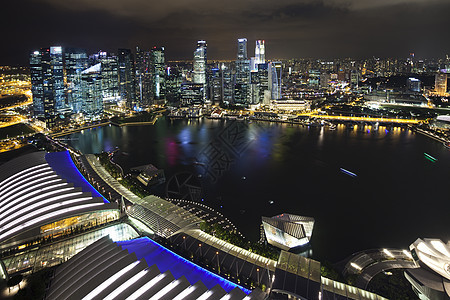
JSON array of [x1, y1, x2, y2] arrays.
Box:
[[66, 118, 450, 262]]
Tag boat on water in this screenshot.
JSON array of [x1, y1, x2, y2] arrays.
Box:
[[329, 124, 337, 130], [424, 153, 437, 162], [340, 168, 357, 177]]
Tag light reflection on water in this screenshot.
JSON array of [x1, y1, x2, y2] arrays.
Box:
[[67, 118, 450, 262]]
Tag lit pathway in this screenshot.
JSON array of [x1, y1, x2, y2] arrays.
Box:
[[85, 154, 141, 204]]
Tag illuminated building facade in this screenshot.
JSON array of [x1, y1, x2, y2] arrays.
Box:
[[29, 46, 66, 128], [262, 213, 315, 251], [235, 38, 251, 105], [118, 48, 136, 108], [65, 48, 88, 113], [193, 41, 207, 102], [81, 63, 103, 118], [209, 67, 222, 105], [180, 83, 204, 106], [435, 72, 448, 96], [255, 40, 265, 65], [151, 46, 166, 102], [0, 151, 118, 253], [222, 63, 234, 104], [269, 62, 283, 100], [165, 67, 183, 104], [407, 77, 421, 93], [257, 63, 269, 104], [97, 52, 120, 104], [135, 47, 152, 107]]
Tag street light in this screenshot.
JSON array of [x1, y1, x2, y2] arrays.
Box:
[[216, 251, 220, 273]]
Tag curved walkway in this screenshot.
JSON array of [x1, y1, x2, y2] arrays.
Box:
[[85, 154, 141, 203], [343, 248, 418, 289]]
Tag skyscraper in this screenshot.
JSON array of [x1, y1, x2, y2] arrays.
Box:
[[257, 63, 269, 104], [255, 40, 265, 65], [135, 47, 151, 107], [235, 38, 251, 105], [118, 49, 136, 109], [435, 72, 448, 96], [81, 63, 103, 118], [193, 41, 207, 102], [193, 41, 207, 85], [97, 52, 120, 104], [251, 40, 269, 105], [30, 50, 44, 117], [65, 48, 88, 113], [221, 63, 234, 105], [209, 67, 222, 105], [237, 38, 248, 60], [29, 46, 65, 128], [150, 47, 166, 102], [165, 67, 183, 104], [269, 62, 283, 100]]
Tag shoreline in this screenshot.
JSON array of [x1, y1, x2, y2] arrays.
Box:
[[51, 114, 161, 138]]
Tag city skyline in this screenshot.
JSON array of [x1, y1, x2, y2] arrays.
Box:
[[2, 0, 450, 65]]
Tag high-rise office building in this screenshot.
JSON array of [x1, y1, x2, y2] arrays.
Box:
[[65, 48, 88, 113], [221, 63, 234, 105], [248, 40, 269, 105], [30, 50, 44, 117], [237, 38, 248, 60], [235, 38, 251, 105], [80, 63, 103, 118], [151, 47, 166, 102], [118, 49, 136, 108], [135, 47, 151, 107], [193, 41, 207, 85], [269, 62, 283, 100], [193, 41, 207, 102], [180, 83, 204, 106], [257, 63, 269, 104], [29, 46, 65, 128], [165, 67, 183, 104], [209, 67, 222, 105], [435, 72, 448, 96], [97, 52, 120, 104]]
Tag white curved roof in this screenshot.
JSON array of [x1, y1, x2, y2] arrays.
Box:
[[46, 236, 263, 300], [0, 151, 117, 249], [410, 238, 450, 281], [436, 115, 450, 123]]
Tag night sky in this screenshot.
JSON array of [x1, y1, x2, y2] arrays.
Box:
[[2, 0, 450, 65]]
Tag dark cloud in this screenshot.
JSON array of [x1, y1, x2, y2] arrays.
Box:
[[1, 0, 449, 65]]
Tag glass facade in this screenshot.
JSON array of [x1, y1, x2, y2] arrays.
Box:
[[151, 47, 166, 101], [235, 39, 251, 105], [81, 63, 103, 118], [65, 48, 88, 113], [118, 49, 136, 109], [29, 46, 65, 128], [3, 223, 138, 274]]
